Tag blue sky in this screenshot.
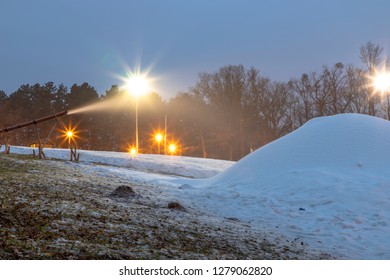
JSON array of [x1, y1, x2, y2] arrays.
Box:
[[1, 0, 390, 99]]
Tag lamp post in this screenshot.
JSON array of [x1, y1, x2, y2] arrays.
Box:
[[168, 143, 177, 155], [126, 74, 150, 154], [155, 133, 163, 154], [135, 96, 139, 153], [66, 130, 74, 146], [373, 70, 390, 120]]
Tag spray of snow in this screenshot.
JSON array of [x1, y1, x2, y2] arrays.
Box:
[[68, 95, 131, 115]]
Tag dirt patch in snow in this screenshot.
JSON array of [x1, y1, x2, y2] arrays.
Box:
[[0, 154, 333, 259], [108, 185, 136, 200]]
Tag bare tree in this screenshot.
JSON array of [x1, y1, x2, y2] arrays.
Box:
[[192, 65, 247, 160], [322, 63, 350, 114], [245, 70, 294, 147], [360, 41, 383, 72], [289, 73, 315, 125], [359, 41, 384, 115], [345, 65, 369, 114]]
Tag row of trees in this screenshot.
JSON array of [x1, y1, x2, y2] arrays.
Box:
[[1, 42, 389, 160]]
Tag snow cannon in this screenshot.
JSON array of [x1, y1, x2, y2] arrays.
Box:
[[0, 110, 68, 133]]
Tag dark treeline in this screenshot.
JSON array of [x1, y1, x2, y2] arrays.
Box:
[[1, 42, 389, 161]]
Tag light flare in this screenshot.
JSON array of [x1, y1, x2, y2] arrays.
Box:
[[125, 74, 150, 97], [129, 147, 137, 155], [59, 122, 80, 147], [369, 67, 390, 97], [168, 143, 177, 154], [116, 64, 156, 98], [155, 133, 163, 142], [373, 72, 390, 94]]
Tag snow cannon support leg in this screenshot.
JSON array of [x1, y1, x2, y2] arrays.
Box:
[[70, 145, 80, 162]]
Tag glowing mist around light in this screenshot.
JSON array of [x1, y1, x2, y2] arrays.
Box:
[[67, 64, 157, 116], [67, 95, 132, 115]]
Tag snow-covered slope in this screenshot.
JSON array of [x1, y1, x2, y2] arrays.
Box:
[[1, 147, 233, 179], [175, 114, 390, 259]]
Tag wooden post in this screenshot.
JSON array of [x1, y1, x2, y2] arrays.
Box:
[[34, 123, 44, 159], [2, 133, 10, 154], [70, 144, 80, 162]]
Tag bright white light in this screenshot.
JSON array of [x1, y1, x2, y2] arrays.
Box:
[[168, 143, 177, 154], [129, 147, 137, 155], [155, 133, 163, 142], [125, 74, 150, 97], [373, 71, 390, 93], [116, 63, 158, 98]]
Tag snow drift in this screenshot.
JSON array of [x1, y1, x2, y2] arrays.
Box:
[[177, 114, 390, 259], [208, 113, 390, 185]]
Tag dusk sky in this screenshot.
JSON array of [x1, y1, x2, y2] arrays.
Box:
[[1, 0, 390, 99]]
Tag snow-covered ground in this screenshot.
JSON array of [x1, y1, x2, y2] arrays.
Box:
[[2, 113, 390, 259]]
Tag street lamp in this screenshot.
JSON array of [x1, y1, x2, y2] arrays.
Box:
[[155, 133, 163, 154], [373, 69, 390, 120], [125, 74, 150, 154], [168, 143, 177, 155], [129, 147, 137, 156], [66, 130, 74, 145], [62, 124, 79, 161], [62, 123, 78, 147]]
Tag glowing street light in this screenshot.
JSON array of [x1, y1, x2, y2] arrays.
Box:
[[168, 143, 177, 155], [155, 133, 163, 142], [125, 73, 151, 154], [66, 130, 74, 139], [373, 69, 390, 120], [61, 124, 78, 147], [65, 130, 74, 147], [126, 75, 150, 98], [129, 147, 137, 156], [155, 133, 163, 154], [60, 123, 79, 161], [373, 71, 390, 93]]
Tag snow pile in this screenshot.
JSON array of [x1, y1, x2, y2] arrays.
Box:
[[209, 113, 390, 184], [176, 114, 390, 259]]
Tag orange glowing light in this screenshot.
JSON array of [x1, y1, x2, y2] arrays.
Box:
[[129, 147, 137, 155], [168, 143, 177, 154], [155, 133, 163, 142], [59, 122, 79, 147]]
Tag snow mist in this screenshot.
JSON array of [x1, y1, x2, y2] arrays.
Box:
[[68, 96, 131, 115]]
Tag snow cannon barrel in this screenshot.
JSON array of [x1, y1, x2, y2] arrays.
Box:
[[0, 110, 68, 133]]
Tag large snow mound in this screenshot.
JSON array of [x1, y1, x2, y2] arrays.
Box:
[[176, 114, 390, 259], [210, 113, 390, 186]]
